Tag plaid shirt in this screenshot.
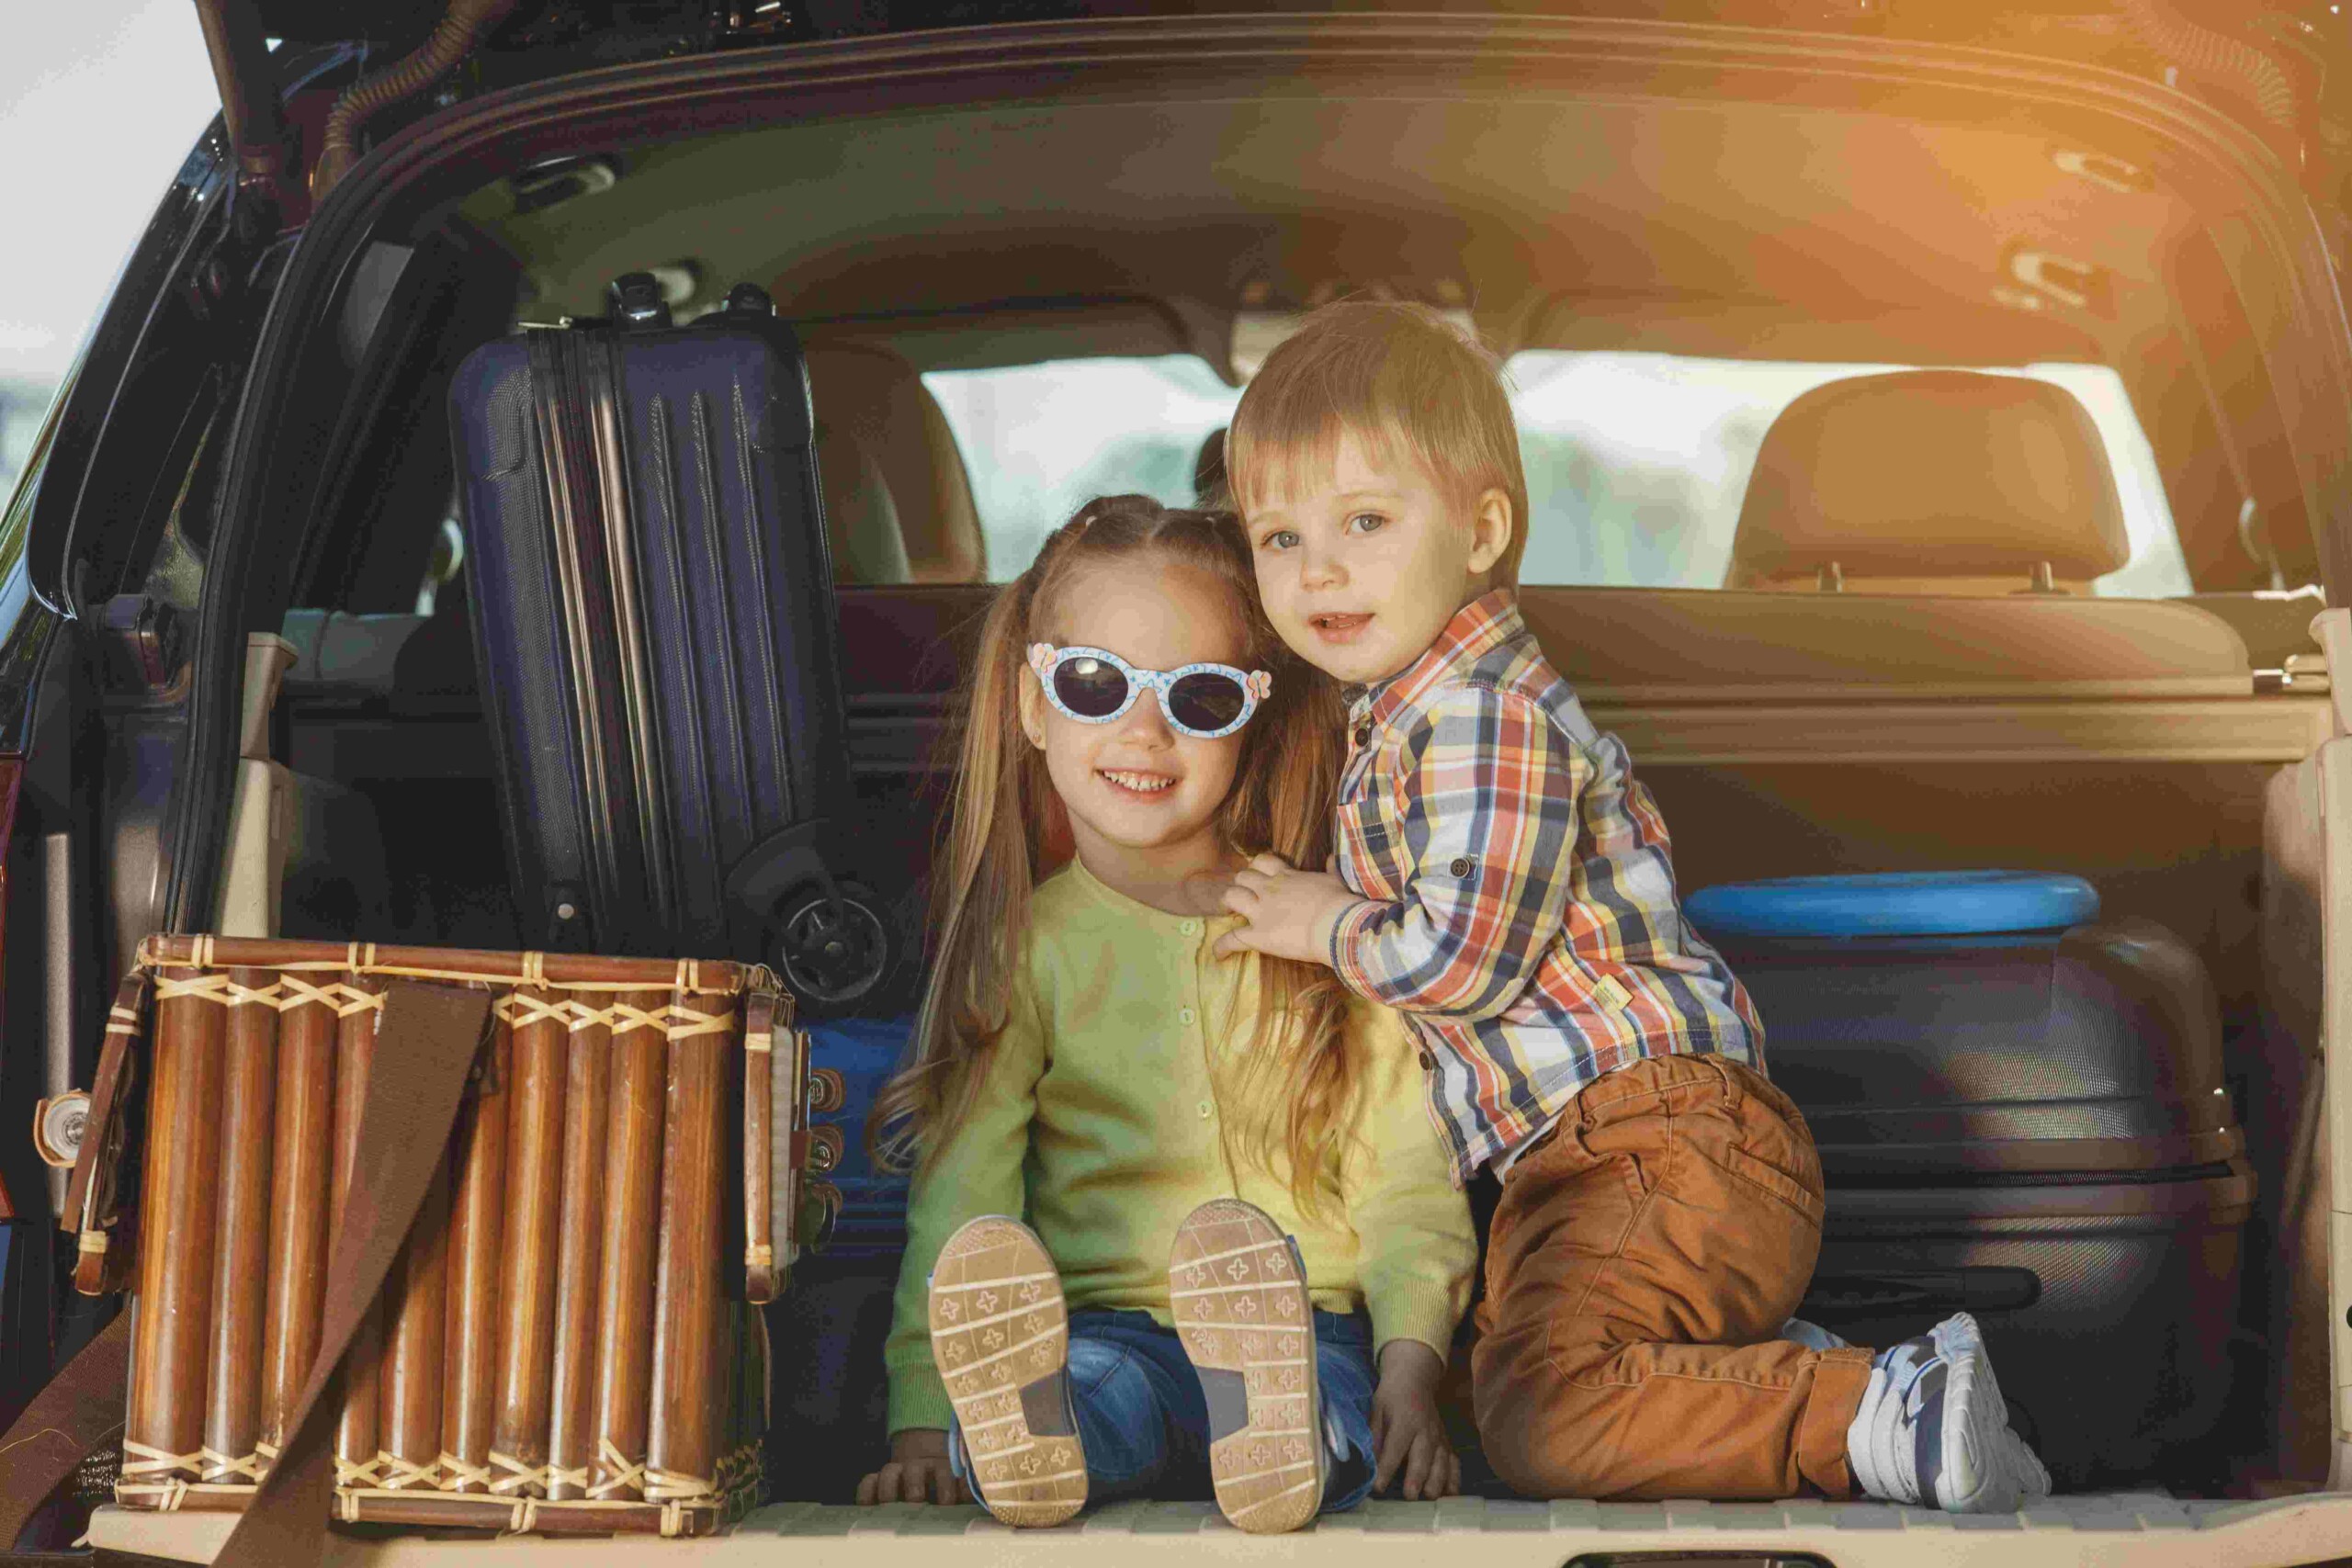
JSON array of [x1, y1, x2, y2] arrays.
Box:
[[1328, 589, 1762, 1180]]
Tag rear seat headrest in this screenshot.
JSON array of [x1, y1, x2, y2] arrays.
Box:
[[803, 341, 987, 582], [1730, 370, 2130, 585], [814, 421, 914, 585]]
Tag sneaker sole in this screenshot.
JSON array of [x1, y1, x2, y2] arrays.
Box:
[[929, 1215, 1086, 1528], [1169, 1198, 1324, 1535]]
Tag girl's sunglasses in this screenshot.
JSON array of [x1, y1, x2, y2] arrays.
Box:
[[1027, 644, 1272, 739]]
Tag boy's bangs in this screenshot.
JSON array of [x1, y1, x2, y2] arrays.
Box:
[[1230, 407, 1441, 514]]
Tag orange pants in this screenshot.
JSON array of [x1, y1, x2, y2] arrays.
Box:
[[1472, 1054, 1876, 1500]]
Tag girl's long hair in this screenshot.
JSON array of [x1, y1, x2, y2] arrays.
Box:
[[869, 494, 1363, 1214]]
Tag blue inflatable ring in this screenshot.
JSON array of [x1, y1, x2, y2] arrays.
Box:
[[1684, 871, 2099, 940]]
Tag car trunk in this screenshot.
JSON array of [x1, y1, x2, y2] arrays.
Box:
[[26, 4, 2352, 1562]]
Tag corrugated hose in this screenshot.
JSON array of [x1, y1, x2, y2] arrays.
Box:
[[312, 0, 522, 199]]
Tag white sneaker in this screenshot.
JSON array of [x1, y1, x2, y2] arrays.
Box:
[[1846, 1312, 2052, 1513], [1780, 1317, 1851, 1351]]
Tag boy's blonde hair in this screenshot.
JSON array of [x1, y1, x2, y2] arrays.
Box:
[[1227, 301, 1530, 589]]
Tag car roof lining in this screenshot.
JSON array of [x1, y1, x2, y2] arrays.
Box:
[[464, 88, 2197, 362], [437, 73, 2310, 588]]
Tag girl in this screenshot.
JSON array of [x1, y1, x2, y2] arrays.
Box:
[[853, 495, 1476, 1533]]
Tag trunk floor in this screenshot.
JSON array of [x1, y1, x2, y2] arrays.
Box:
[[85, 1493, 2352, 1567]]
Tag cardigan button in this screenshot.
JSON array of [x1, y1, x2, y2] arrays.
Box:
[[1418, 1050, 1436, 1072]]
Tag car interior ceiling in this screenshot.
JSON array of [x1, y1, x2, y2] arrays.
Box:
[[232, 72, 2344, 1491]]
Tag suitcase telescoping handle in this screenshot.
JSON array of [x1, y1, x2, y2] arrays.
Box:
[[606, 273, 775, 333], [609, 272, 673, 329]]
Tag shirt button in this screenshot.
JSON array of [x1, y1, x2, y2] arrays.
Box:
[[1353, 724, 1373, 748], [1450, 856, 1474, 877], [1197, 1100, 1214, 1120], [1180, 1007, 1196, 1025], [1180, 919, 1201, 936]]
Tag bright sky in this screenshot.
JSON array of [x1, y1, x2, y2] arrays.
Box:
[[0, 2, 220, 378]]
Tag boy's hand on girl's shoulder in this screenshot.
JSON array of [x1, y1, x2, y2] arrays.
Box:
[[855, 1428, 970, 1506], [1215, 854, 1362, 965], [1369, 1338, 1461, 1502]]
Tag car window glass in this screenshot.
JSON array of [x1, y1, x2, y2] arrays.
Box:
[[925, 355, 1242, 576], [927, 353, 2193, 597], [1507, 353, 2191, 598]]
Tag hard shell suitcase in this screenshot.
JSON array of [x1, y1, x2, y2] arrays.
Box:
[[1689, 874, 2255, 1490], [449, 276, 888, 1006], [1802, 1168, 2254, 1491], [1725, 920, 2239, 1179]]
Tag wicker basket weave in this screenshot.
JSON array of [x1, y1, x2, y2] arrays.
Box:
[[67, 935, 807, 1538]]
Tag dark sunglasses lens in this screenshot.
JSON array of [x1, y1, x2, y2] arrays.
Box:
[[1168, 672, 1249, 733], [1052, 656, 1129, 718]]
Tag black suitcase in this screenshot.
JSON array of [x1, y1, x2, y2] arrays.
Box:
[[1735, 920, 2241, 1180], [1712, 918, 2254, 1490], [449, 276, 889, 1003]]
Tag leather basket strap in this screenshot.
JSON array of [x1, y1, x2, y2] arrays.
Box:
[[212, 980, 491, 1568], [0, 1309, 130, 1549], [0, 979, 492, 1558], [62, 973, 156, 1293]]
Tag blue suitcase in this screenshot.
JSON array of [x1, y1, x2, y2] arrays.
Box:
[[448, 276, 892, 1005]]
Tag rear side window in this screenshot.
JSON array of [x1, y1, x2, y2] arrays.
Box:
[[925, 353, 2192, 597], [924, 356, 1239, 575], [1505, 355, 2190, 598]]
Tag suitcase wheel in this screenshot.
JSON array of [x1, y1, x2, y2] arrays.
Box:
[[776, 886, 890, 1009]]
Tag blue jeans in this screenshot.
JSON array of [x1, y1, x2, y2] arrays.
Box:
[[951, 1307, 1378, 1514]]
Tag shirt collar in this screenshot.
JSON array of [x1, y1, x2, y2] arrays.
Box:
[[1351, 587, 1526, 729]]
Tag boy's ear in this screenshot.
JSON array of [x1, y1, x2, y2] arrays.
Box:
[[1017, 667, 1048, 749], [1467, 488, 1514, 576]]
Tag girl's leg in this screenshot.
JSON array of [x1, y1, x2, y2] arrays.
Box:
[[1305, 1312, 1378, 1514], [1061, 1313, 1204, 1504]]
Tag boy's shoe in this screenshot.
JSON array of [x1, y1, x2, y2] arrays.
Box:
[[1780, 1317, 1852, 1352], [1169, 1197, 1324, 1535], [928, 1215, 1087, 1528], [1846, 1311, 2053, 1514]]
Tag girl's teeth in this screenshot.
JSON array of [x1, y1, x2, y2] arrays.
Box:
[[1102, 770, 1173, 793]]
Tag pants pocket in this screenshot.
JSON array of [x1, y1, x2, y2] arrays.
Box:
[[1713, 1142, 1825, 1226]]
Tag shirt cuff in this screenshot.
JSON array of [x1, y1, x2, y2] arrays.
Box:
[[886, 1357, 956, 1437], [1364, 1276, 1465, 1364], [1327, 898, 1392, 995]]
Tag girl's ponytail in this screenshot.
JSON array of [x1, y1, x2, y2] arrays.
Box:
[[869, 567, 1049, 1169]]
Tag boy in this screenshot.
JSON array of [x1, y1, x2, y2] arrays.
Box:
[[1215, 303, 2050, 1513]]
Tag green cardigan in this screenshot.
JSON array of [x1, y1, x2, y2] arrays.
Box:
[[885, 856, 1476, 1436]]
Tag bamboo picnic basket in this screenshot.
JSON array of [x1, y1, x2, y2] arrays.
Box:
[[62, 934, 831, 1539]]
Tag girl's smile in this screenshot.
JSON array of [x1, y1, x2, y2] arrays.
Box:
[[1020, 555, 1253, 908]]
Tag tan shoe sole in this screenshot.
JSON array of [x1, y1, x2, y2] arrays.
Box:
[[929, 1215, 1087, 1528], [1168, 1197, 1324, 1534]]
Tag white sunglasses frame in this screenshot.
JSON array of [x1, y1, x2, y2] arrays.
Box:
[[1026, 643, 1273, 739]]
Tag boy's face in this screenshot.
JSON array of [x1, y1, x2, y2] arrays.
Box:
[[1242, 427, 1512, 687]]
